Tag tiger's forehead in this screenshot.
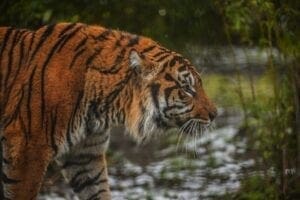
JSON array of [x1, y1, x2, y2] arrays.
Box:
[[167, 55, 201, 85], [177, 69, 196, 86], [137, 37, 202, 84]]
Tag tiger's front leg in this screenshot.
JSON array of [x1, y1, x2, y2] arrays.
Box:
[[58, 132, 111, 200], [0, 126, 53, 200]]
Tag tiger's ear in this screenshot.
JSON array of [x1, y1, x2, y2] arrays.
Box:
[[129, 50, 158, 79], [129, 50, 142, 73]]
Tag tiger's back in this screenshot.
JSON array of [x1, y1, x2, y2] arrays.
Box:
[[0, 23, 217, 200]]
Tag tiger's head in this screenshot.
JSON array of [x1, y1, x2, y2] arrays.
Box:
[[124, 38, 217, 142]]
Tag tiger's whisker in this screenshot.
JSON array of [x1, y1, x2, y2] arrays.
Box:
[[186, 120, 195, 155], [177, 120, 191, 151], [195, 121, 201, 157], [192, 121, 198, 158]]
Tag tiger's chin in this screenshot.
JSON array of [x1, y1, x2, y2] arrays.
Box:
[[125, 118, 163, 144], [178, 118, 211, 137]]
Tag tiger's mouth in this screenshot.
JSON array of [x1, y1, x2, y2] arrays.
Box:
[[175, 117, 211, 127], [197, 118, 211, 125]]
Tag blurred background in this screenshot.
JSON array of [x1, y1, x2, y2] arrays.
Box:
[[1, 0, 299, 199]]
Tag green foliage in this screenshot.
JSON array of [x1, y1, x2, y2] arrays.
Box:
[[0, 0, 226, 49], [214, 0, 300, 198], [235, 175, 279, 200], [202, 74, 273, 109]]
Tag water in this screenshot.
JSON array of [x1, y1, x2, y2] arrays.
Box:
[[39, 109, 255, 200], [109, 127, 254, 199]]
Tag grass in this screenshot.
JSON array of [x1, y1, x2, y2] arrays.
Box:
[[202, 73, 274, 109]]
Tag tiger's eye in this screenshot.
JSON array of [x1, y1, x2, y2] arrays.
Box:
[[178, 89, 187, 99], [182, 85, 196, 97]]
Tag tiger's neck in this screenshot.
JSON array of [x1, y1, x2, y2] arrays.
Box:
[[83, 70, 158, 142], [84, 70, 137, 133]]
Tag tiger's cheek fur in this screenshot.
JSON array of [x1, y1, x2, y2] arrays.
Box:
[[124, 86, 159, 141]]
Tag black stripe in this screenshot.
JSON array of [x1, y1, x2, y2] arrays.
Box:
[[73, 168, 104, 193], [2, 158, 10, 165], [26, 32, 35, 63], [156, 54, 170, 62], [154, 115, 168, 128], [83, 135, 109, 148], [66, 90, 83, 147], [85, 49, 102, 67], [178, 89, 187, 100], [69, 48, 85, 69], [19, 113, 29, 145], [69, 168, 91, 187], [159, 47, 172, 53], [178, 65, 187, 72], [169, 58, 177, 67], [86, 189, 107, 200], [0, 28, 13, 104], [63, 159, 95, 168], [95, 30, 111, 41], [163, 104, 186, 113], [1, 31, 23, 100], [138, 103, 146, 134], [101, 48, 126, 74], [0, 28, 13, 59], [114, 34, 124, 48], [173, 55, 185, 64], [4, 30, 20, 88], [164, 105, 195, 117], [127, 35, 139, 47], [89, 48, 126, 74], [150, 83, 160, 109], [15, 30, 26, 41], [29, 24, 56, 63], [26, 66, 37, 139], [140, 45, 156, 54], [62, 154, 100, 168], [50, 106, 58, 154], [153, 51, 165, 58], [18, 33, 26, 68], [3, 87, 25, 128], [58, 23, 77, 37], [57, 26, 82, 52], [0, 137, 7, 142], [165, 73, 175, 82], [103, 110, 109, 130], [164, 86, 178, 106], [95, 178, 107, 184], [1, 172, 20, 184], [74, 37, 87, 51], [101, 71, 133, 113], [64, 154, 103, 164], [158, 61, 169, 74], [5, 31, 29, 95]]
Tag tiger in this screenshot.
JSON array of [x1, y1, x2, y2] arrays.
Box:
[[0, 23, 217, 199]]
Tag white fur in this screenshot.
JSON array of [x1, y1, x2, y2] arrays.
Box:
[[129, 50, 142, 69], [140, 98, 157, 138]]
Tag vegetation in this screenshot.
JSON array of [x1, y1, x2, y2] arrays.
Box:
[[214, 1, 299, 199], [0, 0, 226, 49], [1, 0, 299, 199]]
